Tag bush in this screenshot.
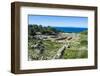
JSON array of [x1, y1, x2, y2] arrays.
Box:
[[80, 40, 87, 46], [63, 49, 88, 59], [63, 49, 79, 59]]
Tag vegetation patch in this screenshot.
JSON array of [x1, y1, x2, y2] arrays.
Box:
[[28, 24, 88, 60]]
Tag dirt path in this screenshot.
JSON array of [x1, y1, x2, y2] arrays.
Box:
[[52, 43, 69, 59]]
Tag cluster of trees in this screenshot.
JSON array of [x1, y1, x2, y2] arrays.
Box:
[[28, 24, 59, 36]]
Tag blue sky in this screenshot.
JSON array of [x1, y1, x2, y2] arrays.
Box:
[[28, 15, 88, 28]]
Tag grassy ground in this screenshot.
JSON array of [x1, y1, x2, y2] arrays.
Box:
[[28, 31, 88, 60], [28, 39, 63, 60], [63, 31, 88, 59]]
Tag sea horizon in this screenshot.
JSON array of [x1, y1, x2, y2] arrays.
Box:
[[53, 26, 88, 33]]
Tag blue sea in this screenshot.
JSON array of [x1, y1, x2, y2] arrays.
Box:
[[53, 27, 88, 33]]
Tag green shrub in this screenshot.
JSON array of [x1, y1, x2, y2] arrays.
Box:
[[63, 49, 79, 59]]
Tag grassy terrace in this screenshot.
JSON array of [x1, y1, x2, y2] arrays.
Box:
[[28, 24, 88, 60], [63, 31, 88, 59]]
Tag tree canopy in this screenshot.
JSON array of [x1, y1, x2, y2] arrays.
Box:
[[28, 24, 59, 36]]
